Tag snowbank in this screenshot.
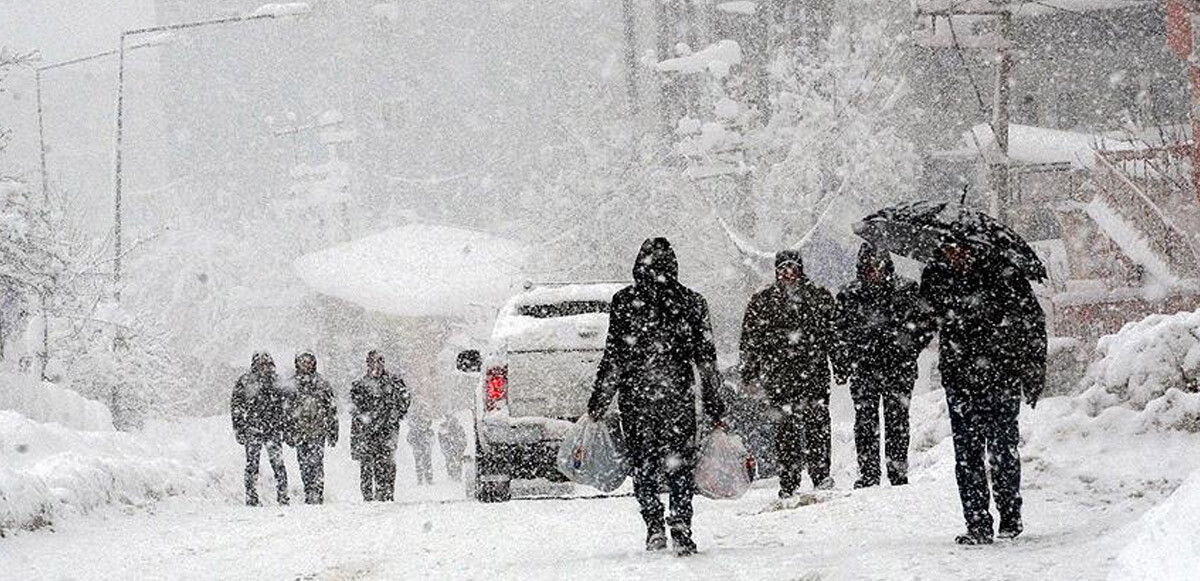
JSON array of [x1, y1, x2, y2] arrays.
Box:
[[1110, 468, 1200, 581], [1078, 309, 1200, 430], [0, 412, 233, 534], [0, 371, 114, 432]]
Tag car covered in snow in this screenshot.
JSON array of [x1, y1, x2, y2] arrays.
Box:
[[456, 282, 626, 502]]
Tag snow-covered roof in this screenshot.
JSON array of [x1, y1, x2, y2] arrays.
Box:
[[293, 224, 530, 318], [505, 283, 627, 313], [655, 40, 742, 78], [962, 123, 1140, 169]]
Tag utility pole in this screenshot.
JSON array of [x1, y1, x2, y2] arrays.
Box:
[[621, 0, 642, 161], [914, 0, 1014, 223], [992, 8, 1013, 224]]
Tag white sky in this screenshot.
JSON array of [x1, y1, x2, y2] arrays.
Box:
[[0, 0, 156, 62]]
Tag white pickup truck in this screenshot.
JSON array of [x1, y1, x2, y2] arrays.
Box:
[[456, 282, 625, 502]]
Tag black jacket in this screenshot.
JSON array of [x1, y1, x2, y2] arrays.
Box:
[[834, 245, 932, 383], [350, 372, 411, 457], [920, 255, 1047, 405], [740, 259, 838, 406], [290, 371, 339, 446], [588, 238, 726, 432], [231, 370, 289, 445]]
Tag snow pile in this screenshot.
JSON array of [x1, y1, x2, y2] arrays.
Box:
[[1110, 467, 1200, 581], [0, 412, 234, 534], [1078, 308, 1200, 432], [0, 371, 114, 432]]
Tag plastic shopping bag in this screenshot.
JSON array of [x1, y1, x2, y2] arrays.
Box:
[[695, 428, 755, 500], [556, 416, 630, 493]]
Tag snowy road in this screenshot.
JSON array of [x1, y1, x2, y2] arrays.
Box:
[[0, 474, 1161, 581]]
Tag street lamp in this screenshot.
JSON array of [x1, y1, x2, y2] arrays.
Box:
[[35, 36, 172, 207], [111, 2, 312, 298]]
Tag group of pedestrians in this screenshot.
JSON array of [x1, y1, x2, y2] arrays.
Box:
[[231, 349, 467, 506], [588, 236, 1046, 555]]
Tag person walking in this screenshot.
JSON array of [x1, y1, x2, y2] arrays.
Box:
[[921, 242, 1046, 545], [289, 352, 338, 504], [740, 250, 838, 497], [834, 243, 932, 489], [437, 412, 467, 482], [587, 237, 726, 556], [350, 350, 411, 502], [407, 402, 434, 485], [231, 352, 291, 506]]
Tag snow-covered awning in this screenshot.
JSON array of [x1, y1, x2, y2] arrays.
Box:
[[962, 123, 1140, 169], [293, 224, 530, 318]]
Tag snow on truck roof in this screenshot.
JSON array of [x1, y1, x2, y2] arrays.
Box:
[[293, 224, 530, 318], [504, 283, 627, 312]]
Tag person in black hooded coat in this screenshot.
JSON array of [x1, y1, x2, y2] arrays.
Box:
[[588, 237, 726, 556], [920, 242, 1046, 545], [834, 243, 932, 489], [231, 352, 290, 506], [740, 250, 838, 497]]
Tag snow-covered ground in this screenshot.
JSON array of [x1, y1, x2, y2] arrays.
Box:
[[2, 309, 1199, 579]]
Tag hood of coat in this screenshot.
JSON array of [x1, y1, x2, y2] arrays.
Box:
[[856, 243, 895, 285], [632, 237, 679, 289]]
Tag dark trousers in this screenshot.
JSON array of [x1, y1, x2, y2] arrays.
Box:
[[624, 410, 696, 536], [296, 442, 325, 504], [440, 435, 464, 481], [945, 386, 1022, 535], [245, 440, 288, 506], [776, 393, 831, 493], [411, 440, 433, 485], [359, 449, 397, 501], [852, 374, 913, 486]]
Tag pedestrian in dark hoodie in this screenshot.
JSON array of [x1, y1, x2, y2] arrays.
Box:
[[740, 250, 838, 497], [920, 242, 1046, 545], [350, 350, 412, 501], [588, 237, 726, 556], [834, 243, 932, 489], [231, 352, 290, 506], [290, 352, 338, 504]]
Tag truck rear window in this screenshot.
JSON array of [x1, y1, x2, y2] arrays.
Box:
[[517, 301, 610, 318]]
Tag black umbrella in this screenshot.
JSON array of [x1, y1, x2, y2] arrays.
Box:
[[853, 200, 1047, 282]]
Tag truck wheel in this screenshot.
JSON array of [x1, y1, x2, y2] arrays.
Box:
[[475, 437, 511, 503], [476, 477, 511, 503]]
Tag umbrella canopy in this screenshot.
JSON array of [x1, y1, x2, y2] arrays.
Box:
[[294, 224, 530, 318], [853, 201, 1047, 281]]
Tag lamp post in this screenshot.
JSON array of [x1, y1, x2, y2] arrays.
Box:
[[36, 39, 170, 207], [111, 3, 312, 298]]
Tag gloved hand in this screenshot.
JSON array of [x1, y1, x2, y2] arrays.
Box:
[[327, 433, 338, 448]]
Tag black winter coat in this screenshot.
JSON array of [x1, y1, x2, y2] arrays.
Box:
[[920, 257, 1047, 405], [231, 371, 289, 444], [588, 238, 726, 445], [290, 372, 339, 446], [350, 372, 411, 458], [740, 277, 838, 406], [834, 247, 933, 383]]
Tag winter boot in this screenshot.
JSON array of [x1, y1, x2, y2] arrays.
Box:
[[670, 524, 697, 556], [815, 476, 836, 491], [954, 530, 994, 546], [645, 527, 668, 552], [853, 477, 878, 490], [998, 516, 1023, 540]]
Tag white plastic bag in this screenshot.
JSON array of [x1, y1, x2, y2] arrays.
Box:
[[556, 417, 630, 493], [695, 428, 755, 500]]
